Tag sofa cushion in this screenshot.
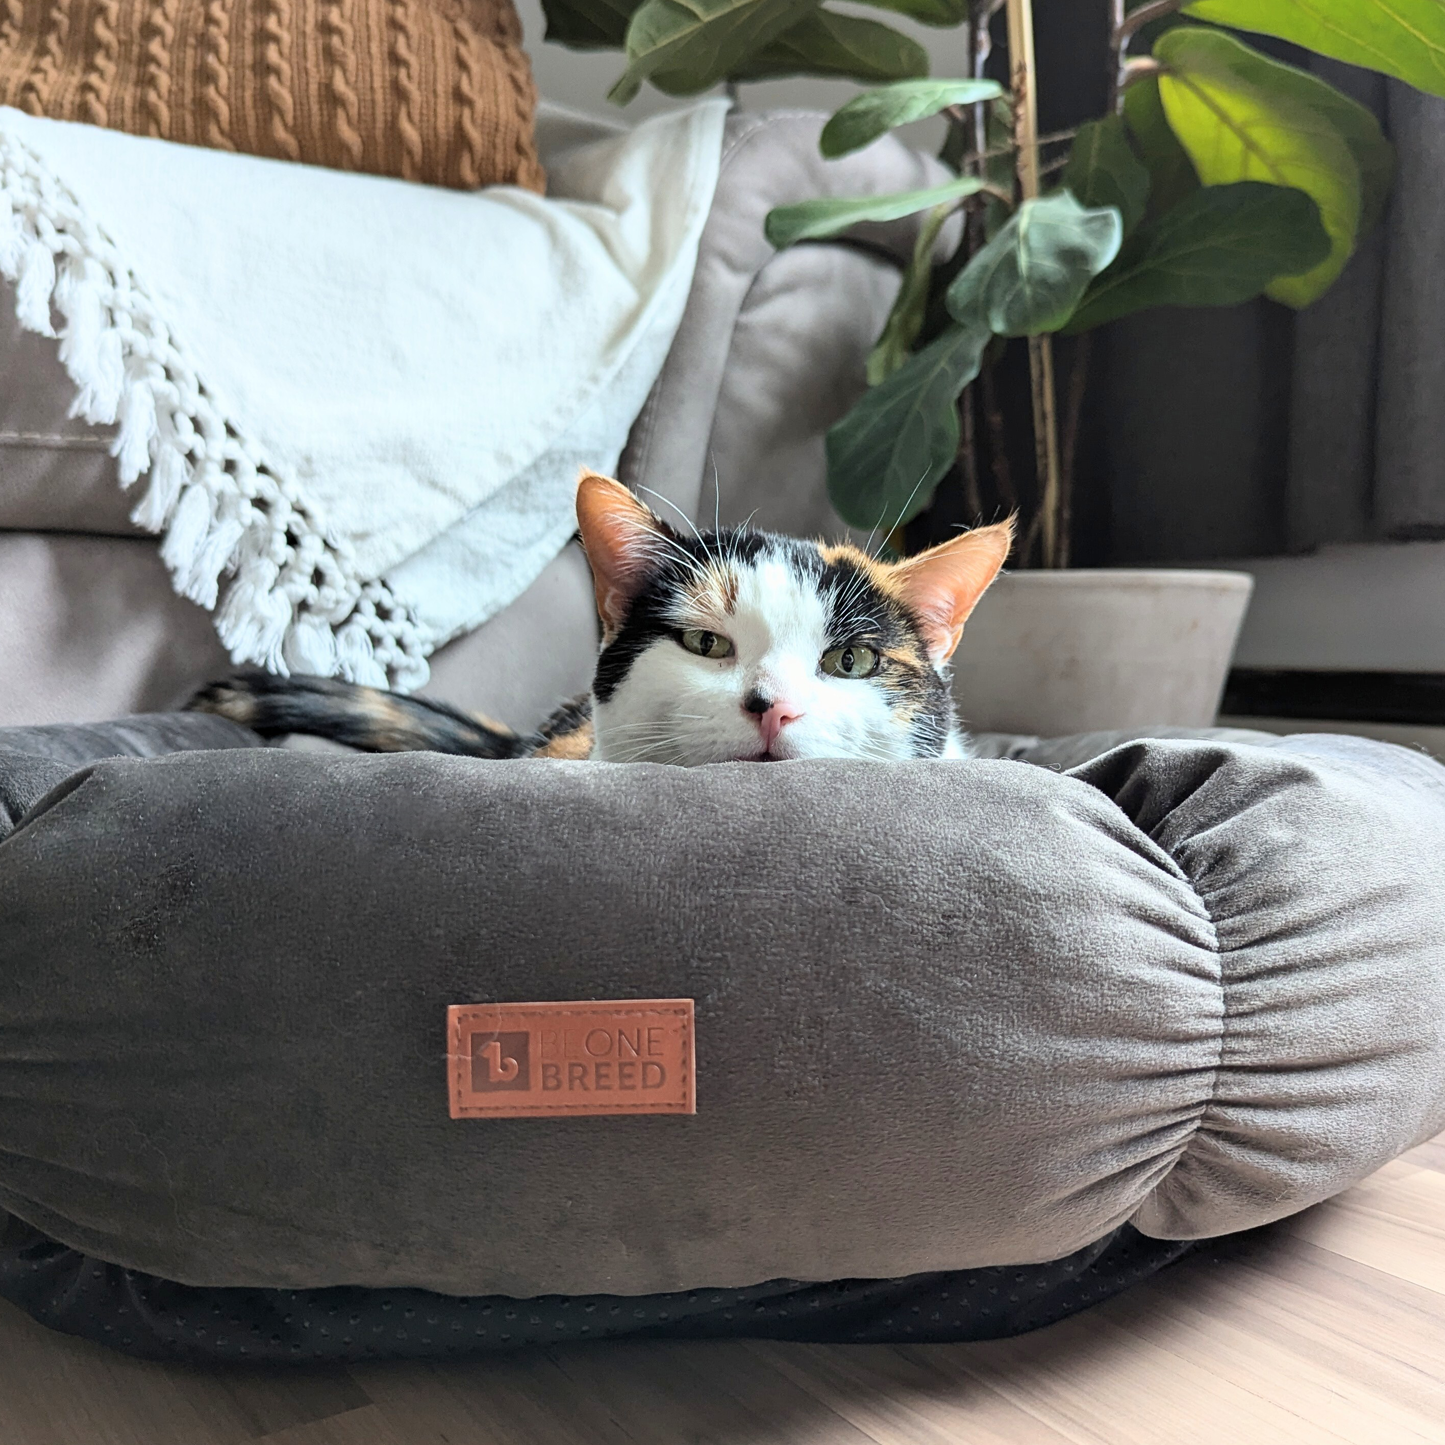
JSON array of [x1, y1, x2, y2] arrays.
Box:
[[0, 0, 544, 190], [0, 723, 1441, 1298], [0, 532, 597, 728], [0, 533, 231, 726], [622, 110, 948, 531]]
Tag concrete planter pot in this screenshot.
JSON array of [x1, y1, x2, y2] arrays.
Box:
[[950, 569, 1255, 737]]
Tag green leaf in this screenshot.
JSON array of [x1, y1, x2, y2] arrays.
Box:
[[1183, 0, 1445, 101], [1123, 74, 1201, 221], [945, 191, 1123, 337], [1065, 181, 1332, 333], [609, 72, 643, 104], [730, 10, 928, 87], [765, 174, 986, 248], [541, 0, 643, 49], [608, 0, 818, 103], [819, 78, 1004, 158], [827, 323, 990, 530], [1062, 115, 1151, 236], [1154, 26, 1393, 306], [867, 204, 951, 385], [1167, 33, 1391, 246], [848, 0, 970, 28], [1166, 24, 1395, 240]]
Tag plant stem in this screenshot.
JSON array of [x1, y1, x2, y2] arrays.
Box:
[[1029, 336, 1063, 564], [970, 1, 1005, 160], [1006, 0, 1041, 200], [1108, 0, 1126, 113], [960, 386, 983, 522], [1006, 0, 1065, 566], [961, 3, 998, 252], [1114, 0, 1183, 44], [1110, 0, 1181, 109], [1020, 502, 1043, 567], [980, 354, 1015, 513], [952, 0, 1001, 525], [944, 127, 1082, 180], [1058, 332, 1092, 569]]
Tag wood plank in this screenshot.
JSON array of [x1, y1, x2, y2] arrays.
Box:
[[1092, 1261, 1445, 1442], [746, 1339, 1075, 1445], [537, 1339, 877, 1445], [359, 1338, 877, 1445], [1280, 1158, 1445, 1296], [354, 1354, 628, 1445], [912, 1309, 1355, 1445], [0, 1298, 230, 1445], [1403, 1131, 1445, 1175], [255, 1407, 412, 1445], [170, 1366, 369, 1442], [1147, 1229, 1445, 1423]]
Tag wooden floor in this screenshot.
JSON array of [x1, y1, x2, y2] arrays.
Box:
[[4, 1132, 1443, 1445]]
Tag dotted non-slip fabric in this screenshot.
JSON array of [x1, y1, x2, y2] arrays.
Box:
[[0, 1212, 1197, 1363], [0, 0, 544, 191]]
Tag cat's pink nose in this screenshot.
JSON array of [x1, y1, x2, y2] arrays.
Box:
[[752, 700, 803, 752]]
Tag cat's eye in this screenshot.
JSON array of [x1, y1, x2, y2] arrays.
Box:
[[821, 644, 881, 679], [679, 629, 735, 660]]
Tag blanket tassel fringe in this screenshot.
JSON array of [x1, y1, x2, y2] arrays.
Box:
[[0, 136, 430, 693]]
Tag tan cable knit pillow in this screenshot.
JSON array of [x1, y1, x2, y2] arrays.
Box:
[[0, 0, 544, 191]]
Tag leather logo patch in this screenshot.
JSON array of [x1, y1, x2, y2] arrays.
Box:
[[448, 1000, 695, 1119]]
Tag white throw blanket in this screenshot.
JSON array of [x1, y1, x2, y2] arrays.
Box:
[[0, 100, 728, 689]]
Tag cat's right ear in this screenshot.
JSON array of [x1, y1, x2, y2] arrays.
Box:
[[575, 470, 672, 633]]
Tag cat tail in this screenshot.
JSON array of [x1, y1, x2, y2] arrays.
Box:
[[186, 669, 528, 757]]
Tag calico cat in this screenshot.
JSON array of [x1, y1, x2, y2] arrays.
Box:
[[189, 471, 1013, 765]]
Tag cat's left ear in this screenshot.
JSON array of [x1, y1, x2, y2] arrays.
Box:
[[575, 470, 675, 632], [889, 519, 1014, 663]]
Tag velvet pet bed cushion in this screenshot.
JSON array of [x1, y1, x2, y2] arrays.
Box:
[[0, 0, 544, 190], [1, 716, 1444, 1355]]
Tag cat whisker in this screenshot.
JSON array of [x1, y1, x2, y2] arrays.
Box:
[[601, 725, 701, 741], [602, 712, 709, 731], [863, 467, 931, 558], [637, 486, 711, 555], [649, 530, 710, 579]]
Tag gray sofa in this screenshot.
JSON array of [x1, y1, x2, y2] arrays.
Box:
[[0, 109, 936, 731]]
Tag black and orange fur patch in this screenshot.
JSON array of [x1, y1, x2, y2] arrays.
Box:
[[190, 671, 593, 759]]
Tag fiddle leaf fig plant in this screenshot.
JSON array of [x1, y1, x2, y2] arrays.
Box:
[[767, 0, 1408, 557], [542, 0, 1426, 562]]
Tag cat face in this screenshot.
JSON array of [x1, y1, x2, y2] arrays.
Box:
[[576, 473, 1012, 766]]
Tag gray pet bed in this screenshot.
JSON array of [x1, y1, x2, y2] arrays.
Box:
[[2, 715, 1444, 1362]]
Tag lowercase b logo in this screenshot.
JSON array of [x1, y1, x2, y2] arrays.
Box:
[[448, 1001, 695, 1118], [470, 1030, 530, 1092]]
